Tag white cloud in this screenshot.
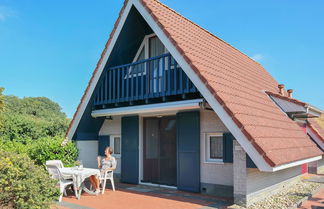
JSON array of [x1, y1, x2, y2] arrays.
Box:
[[251, 53, 264, 62], [0, 6, 16, 22]]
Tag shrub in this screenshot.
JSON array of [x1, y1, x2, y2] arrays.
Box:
[[0, 152, 59, 209], [29, 137, 79, 167], [0, 137, 79, 167]]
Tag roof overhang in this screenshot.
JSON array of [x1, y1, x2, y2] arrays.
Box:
[[307, 126, 324, 151], [91, 99, 203, 117]]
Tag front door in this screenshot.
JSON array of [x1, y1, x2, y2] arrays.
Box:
[[143, 116, 177, 186]]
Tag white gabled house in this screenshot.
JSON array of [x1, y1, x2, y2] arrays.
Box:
[[66, 0, 323, 206]]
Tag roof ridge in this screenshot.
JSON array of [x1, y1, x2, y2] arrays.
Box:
[[152, 0, 263, 67]]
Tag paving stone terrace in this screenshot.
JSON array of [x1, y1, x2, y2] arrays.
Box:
[[56, 183, 232, 209]]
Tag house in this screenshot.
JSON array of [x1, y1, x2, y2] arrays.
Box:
[[307, 116, 324, 172], [264, 89, 323, 173], [65, 0, 323, 206]]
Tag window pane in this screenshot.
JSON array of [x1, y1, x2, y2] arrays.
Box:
[[136, 47, 145, 61], [149, 36, 165, 58], [210, 136, 223, 159], [114, 137, 121, 154], [129, 47, 145, 75]]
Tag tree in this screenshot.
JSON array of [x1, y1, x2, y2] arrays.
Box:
[[0, 94, 70, 141], [0, 88, 5, 131], [0, 87, 4, 112]]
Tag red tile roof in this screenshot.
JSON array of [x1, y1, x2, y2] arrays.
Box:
[[66, 0, 322, 167], [308, 117, 324, 143], [140, 0, 322, 166]]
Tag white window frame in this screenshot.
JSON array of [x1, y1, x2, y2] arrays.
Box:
[[206, 133, 224, 163], [126, 33, 169, 78], [110, 135, 121, 158]]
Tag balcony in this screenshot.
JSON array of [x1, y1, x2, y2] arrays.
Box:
[[93, 53, 200, 109]]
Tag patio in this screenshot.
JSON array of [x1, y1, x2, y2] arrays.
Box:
[[56, 183, 232, 209]]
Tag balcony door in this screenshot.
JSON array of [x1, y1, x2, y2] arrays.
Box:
[[143, 116, 177, 186]]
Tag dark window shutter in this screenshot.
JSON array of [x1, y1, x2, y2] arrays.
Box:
[[223, 133, 234, 163], [177, 111, 200, 192], [121, 116, 139, 184], [98, 135, 110, 156]]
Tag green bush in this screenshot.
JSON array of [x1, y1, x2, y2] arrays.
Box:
[[0, 152, 60, 209], [29, 137, 79, 167], [0, 137, 78, 167], [0, 113, 69, 141]]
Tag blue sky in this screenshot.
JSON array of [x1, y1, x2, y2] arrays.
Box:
[[0, 0, 323, 118]]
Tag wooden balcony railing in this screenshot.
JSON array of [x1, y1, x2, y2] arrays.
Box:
[[93, 53, 199, 107]]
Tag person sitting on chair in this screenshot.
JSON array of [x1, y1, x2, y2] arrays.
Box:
[[90, 146, 116, 194]]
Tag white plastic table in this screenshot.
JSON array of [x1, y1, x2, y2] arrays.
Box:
[[60, 167, 100, 199]]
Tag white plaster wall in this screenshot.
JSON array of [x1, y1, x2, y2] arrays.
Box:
[[99, 116, 122, 174], [247, 166, 301, 196], [76, 140, 98, 169], [200, 109, 233, 186], [99, 116, 121, 136]]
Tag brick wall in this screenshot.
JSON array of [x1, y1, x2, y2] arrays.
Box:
[[233, 140, 247, 206]]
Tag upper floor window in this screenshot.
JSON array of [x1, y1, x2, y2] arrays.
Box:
[[149, 36, 165, 58], [129, 34, 168, 76]]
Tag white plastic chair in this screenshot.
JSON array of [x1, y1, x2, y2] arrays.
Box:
[[46, 162, 76, 202], [45, 160, 64, 168], [100, 170, 115, 194]]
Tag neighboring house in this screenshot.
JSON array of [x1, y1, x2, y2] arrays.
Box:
[[65, 0, 323, 206], [307, 116, 324, 171], [265, 89, 323, 173]]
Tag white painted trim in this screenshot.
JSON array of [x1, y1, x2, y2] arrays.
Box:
[[133, 33, 157, 61], [307, 127, 324, 150], [139, 182, 177, 190], [272, 156, 322, 172], [91, 99, 203, 117], [132, 0, 322, 172], [66, 1, 134, 140], [127, 33, 168, 78], [205, 133, 224, 163], [307, 106, 322, 118]]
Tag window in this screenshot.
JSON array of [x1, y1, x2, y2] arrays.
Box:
[[128, 34, 168, 77], [110, 135, 121, 157], [114, 137, 121, 154], [206, 133, 223, 162], [149, 36, 165, 58]]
